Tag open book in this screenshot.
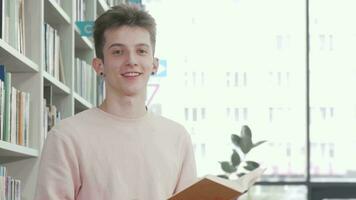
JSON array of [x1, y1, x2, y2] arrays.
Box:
[[168, 167, 265, 200]]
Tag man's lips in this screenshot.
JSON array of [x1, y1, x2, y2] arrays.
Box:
[[121, 72, 143, 77]]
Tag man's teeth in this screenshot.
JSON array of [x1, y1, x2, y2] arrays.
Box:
[[123, 72, 140, 77]]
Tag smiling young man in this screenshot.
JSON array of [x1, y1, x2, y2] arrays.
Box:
[[35, 4, 197, 200]]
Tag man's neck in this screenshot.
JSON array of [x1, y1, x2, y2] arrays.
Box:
[[99, 95, 147, 119]]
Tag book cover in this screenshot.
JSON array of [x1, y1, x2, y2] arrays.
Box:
[[3, 71, 11, 142], [10, 86, 17, 144], [168, 167, 265, 200], [0, 0, 3, 39]]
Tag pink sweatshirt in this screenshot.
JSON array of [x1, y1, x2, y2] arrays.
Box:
[[35, 108, 197, 200]]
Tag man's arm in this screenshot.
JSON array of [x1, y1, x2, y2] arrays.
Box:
[[174, 131, 198, 193], [35, 129, 81, 200]]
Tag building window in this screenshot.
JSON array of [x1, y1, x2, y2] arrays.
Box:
[[226, 72, 247, 87], [276, 34, 291, 50], [184, 107, 207, 122], [269, 71, 290, 87], [226, 107, 248, 122], [269, 107, 291, 122], [184, 71, 205, 87]]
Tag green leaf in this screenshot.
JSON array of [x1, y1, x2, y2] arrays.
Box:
[[219, 161, 237, 173], [231, 149, 241, 167], [241, 125, 252, 138], [244, 161, 260, 171], [217, 174, 229, 179], [237, 173, 246, 178], [253, 140, 267, 148], [240, 126, 253, 154], [231, 134, 242, 148]]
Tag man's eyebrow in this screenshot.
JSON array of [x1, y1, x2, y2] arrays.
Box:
[[136, 43, 150, 48], [108, 43, 125, 49], [107, 43, 150, 49]]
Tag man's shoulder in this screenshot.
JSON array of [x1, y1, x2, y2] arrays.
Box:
[[151, 113, 182, 126], [150, 113, 188, 135], [52, 108, 98, 133]]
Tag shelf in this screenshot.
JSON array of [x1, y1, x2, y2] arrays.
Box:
[[75, 27, 94, 50], [0, 39, 39, 73], [74, 92, 93, 110], [44, 0, 71, 26], [97, 0, 110, 14], [0, 140, 39, 164], [43, 71, 71, 95]]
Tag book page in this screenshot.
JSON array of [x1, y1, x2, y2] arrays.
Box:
[[168, 167, 265, 200], [206, 167, 266, 193]]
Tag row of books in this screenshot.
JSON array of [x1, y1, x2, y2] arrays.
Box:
[[41, 100, 61, 149], [105, 0, 124, 7], [74, 58, 96, 105], [0, 166, 21, 200], [41, 85, 61, 149], [104, 0, 142, 7], [76, 0, 87, 22], [0, 0, 25, 54], [0, 65, 30, 147], [44, 23, 65, 84]]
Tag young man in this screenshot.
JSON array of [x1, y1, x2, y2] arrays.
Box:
[[35, 4, 197, 200]]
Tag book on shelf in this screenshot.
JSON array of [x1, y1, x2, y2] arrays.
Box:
[[43, 85, 61, 134], [168, 167, 265, 200], [1, 0, 25, 53], [0, 0, 3, 39], [44, 23, 62, 82], [2, 0, 8, 42], [75, 57, 96, 104], [10, 86, 16, 144], [18, 0, 25, 54], [0, 65, 30, 146], [59, 46, 65, 84], [76, 0, 86, 22], [0, 165, 21, 200], [2, 66, 11, 143]]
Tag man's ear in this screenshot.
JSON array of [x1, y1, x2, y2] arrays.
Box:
[[92, 58, 104, 75], [153, 57, 159, 74]]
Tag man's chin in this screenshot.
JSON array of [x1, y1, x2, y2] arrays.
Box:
[[121, 88, 144, 97]]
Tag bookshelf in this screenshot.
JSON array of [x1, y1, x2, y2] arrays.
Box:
[[97, 0, 110, 14], [0, 0, 118, 199], [0, 40, 38, 73], [0, 140, 38, 163]]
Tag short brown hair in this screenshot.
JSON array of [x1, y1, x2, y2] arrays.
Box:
[[93, 4, 157, 60]]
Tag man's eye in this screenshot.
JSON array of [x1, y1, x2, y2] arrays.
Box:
[[113, 50, 123, 55], [138, 49, 148, 55]]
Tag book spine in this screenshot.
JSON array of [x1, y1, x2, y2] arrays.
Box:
[[3, 72, 11, 142]]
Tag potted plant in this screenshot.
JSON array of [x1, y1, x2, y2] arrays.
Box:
[[218, 125, 266, 179]]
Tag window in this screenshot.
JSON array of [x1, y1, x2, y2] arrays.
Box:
[[226, 72, 247, 87], [184, 107, 206, 122], [144, 0, 356, 198], [184, 71, 205, 87], [146, 0, 306, 180], [310, 0, 356, 182]]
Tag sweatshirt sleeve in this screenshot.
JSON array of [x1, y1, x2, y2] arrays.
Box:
[[35, 129, 81, 200], [173, 130, 198, 193]]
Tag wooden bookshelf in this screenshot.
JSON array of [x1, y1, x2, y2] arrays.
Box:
[[0, 40, 39, 73], [0, 140, 38, 163], [74, 26, 94, 50], [0, 0, 109, 198], [44, 0, 71, 25], [43, 71, 71, 95], [97, 0, 109, 15], [74, 92, 93, 112]]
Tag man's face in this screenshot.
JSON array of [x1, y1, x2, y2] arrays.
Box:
[[101, 25, 156, 97]]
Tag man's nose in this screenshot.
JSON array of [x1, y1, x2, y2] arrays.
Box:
[[126, 51, 138, 66]]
